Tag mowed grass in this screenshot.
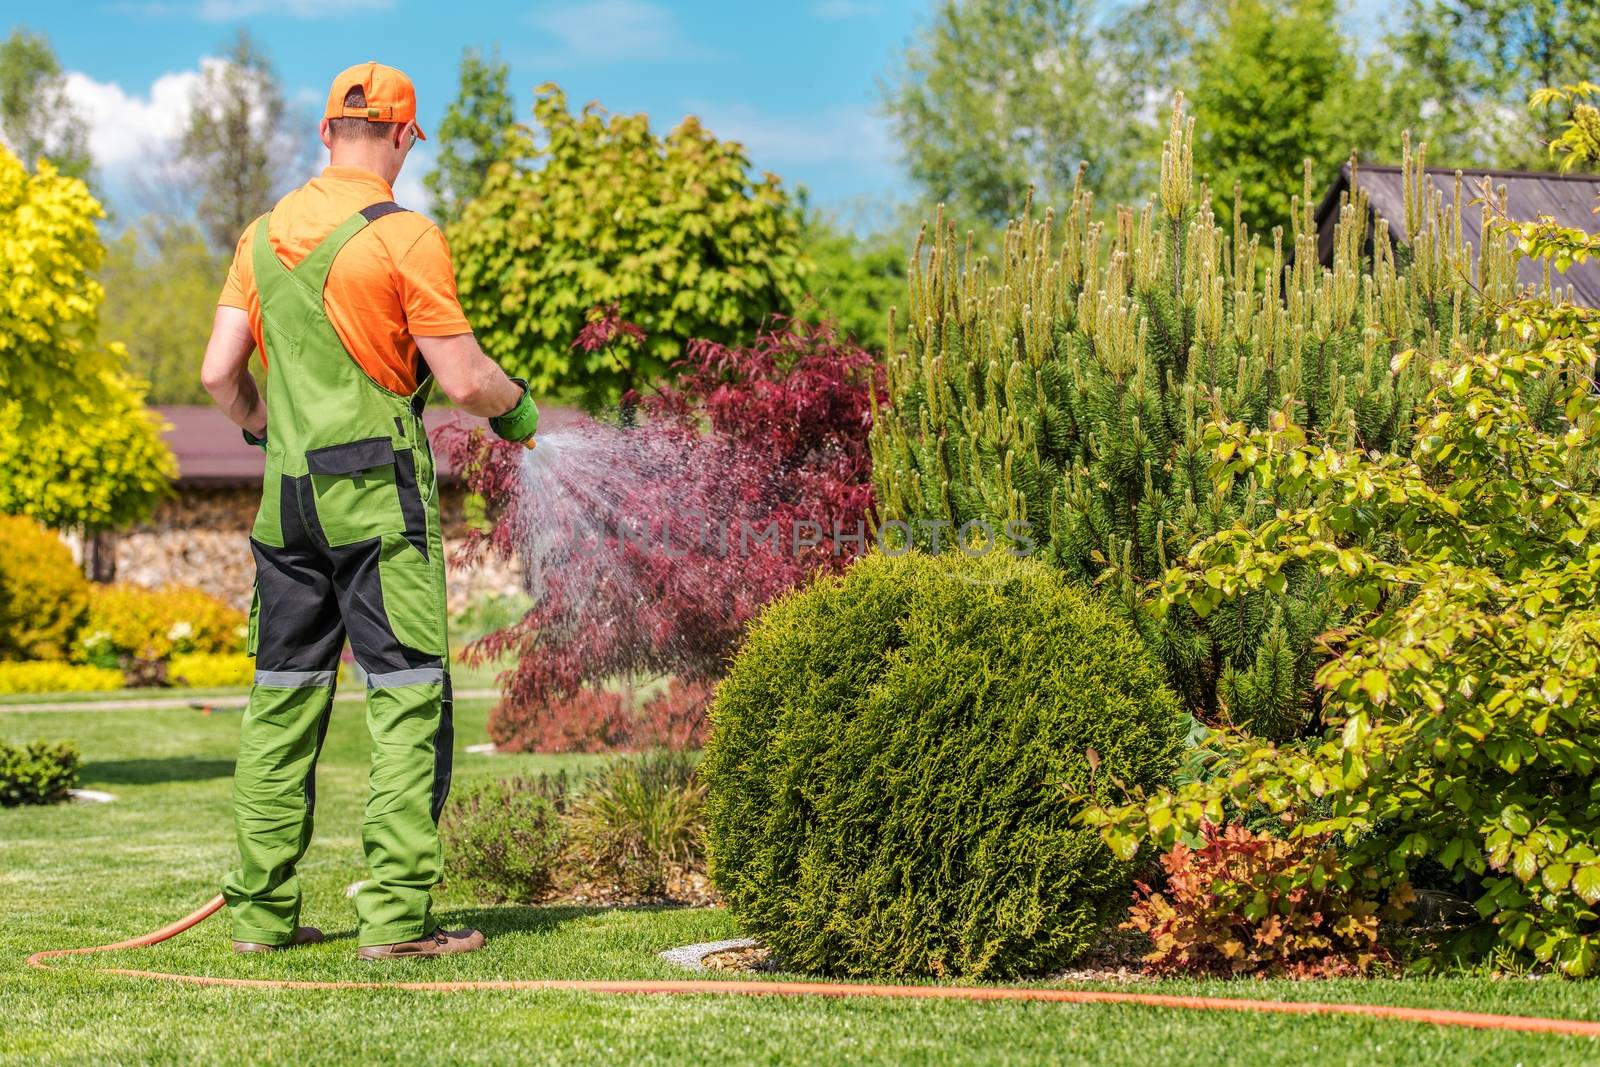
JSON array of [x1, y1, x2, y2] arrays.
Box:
[[3, 701, 1598, 1065]]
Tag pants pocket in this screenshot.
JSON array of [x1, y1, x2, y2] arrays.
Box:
[[378, 537, 446, 656], [307, 437, 406, 547]]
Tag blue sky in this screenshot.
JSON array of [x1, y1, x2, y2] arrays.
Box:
[[26, 0, 926, 227], [26, 0, 1396, 228]]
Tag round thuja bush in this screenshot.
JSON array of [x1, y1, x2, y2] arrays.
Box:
[[701, 550, 1184, 978]]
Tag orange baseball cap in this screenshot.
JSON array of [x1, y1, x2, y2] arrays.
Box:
[[324, 61, 426, 139]]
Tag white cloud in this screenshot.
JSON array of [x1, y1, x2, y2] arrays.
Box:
[[528, 0, 715, 65], [687, 102, 896, 174], [63, 65, 210, 167], [810, 1, 880, 18]]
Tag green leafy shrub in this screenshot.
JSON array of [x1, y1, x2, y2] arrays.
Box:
[[0, 516, 89, 662], [1126, 821, 1410, 977], [439, 776, 567, 902], [1088, 286, 1600, 973], [452, 84, 810, 406], [870, 99, 1511, 738], [0, 739, 81, 805], [702, 550, 1184, 978], [167, 652, 253, 689], [567, 750, 704, 896], [0, 661, 122, 695], [76, 584, 245, 667]]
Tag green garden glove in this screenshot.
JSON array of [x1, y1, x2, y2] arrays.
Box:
[[489, 377, 539, 447]]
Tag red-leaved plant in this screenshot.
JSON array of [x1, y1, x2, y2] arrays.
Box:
[[436, 315, 880, 751], [496, 679, 714, 754], [1124, 821, 1412, 978]]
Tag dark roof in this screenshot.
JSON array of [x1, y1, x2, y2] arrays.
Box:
[[155, 404, 579, 487], [1313, 162, 1600, 306]]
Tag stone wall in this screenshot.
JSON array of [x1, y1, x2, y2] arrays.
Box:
[[101, 485, 522, 613]]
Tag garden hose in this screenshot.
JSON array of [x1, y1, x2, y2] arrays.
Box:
[[25, 897, 1600, 1040]]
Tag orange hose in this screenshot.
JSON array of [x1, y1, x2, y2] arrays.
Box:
[[26, 894, 227, 967], [26, 896, 1600, 1040]]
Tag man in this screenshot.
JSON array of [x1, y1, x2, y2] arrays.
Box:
[[200, 61, 538, 960]]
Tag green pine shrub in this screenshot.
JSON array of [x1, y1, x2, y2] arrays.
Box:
[[0, 516, 89, 662], [1087, 292, 1600, 973], [0, 739, 81, 806], [701, 550, 1184, 979], [439, 777, 567, 902], [870, 98, 1515, 738], [566, 750, 705, 897]]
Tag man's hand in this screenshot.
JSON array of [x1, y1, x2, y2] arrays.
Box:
[[415, 332, 537, 445], [488, 378, 539, 446], [200, 305, 267, 439]]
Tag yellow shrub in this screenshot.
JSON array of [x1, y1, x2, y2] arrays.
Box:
[[167, 652, 254, 689], [77, 585, 246, 664], [0, 516, 90, 662], [0, 370, 176, 530], [0, 661, 123, 695], [0, 150, 120, 420]]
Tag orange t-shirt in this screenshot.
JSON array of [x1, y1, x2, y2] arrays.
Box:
[[217, 165, 471, 395]]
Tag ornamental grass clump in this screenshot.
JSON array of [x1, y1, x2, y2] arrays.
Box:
[[701, 550, 1183, 979], [567, 750, 705, 897]]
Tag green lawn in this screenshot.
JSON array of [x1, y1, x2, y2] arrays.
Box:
[[3, 702, 1596, 1065]]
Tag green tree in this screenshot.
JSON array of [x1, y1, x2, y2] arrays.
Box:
[[883, 0, 1171, 225], [451, 84, 810, 407], [795, 214, 908, 355], [0, 369, 175, 532], [98, 217, 223, 405], [0, 28, 90, 181], [1396, 0, 1600, 170], [1191, 0, 1412, 234], [424, 47, 515, 226], [1535, 81, 1600, 171], [0, 142, 119, 421], [179, 29, 305, 253], [871, 100, 1511, 737], [0, 141, 174, 535]]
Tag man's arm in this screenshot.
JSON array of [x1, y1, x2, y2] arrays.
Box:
[[414, 332, 521, 416], [200, 305, 267, 437], [415, 332, 538, 445]]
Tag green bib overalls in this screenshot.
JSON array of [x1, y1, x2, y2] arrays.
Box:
[[221, 201, 454, 948]]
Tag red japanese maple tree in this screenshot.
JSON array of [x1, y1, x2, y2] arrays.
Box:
[[435, 314, 881, 751]]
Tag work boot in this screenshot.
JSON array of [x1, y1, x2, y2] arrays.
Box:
[[232, 926, 325, 954], [358, 927, 485, 961]]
